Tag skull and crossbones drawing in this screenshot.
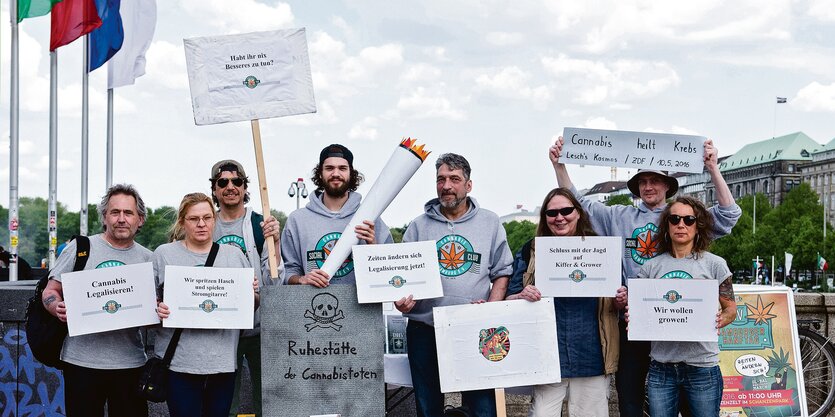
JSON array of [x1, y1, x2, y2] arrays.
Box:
[[304, 293, 345, 332]]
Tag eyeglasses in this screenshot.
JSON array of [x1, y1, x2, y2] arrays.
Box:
[[216, 177, 244, 188], [545, 207, 576, 218], [668, 215, 697, 226], [185, 215, 214, 226]]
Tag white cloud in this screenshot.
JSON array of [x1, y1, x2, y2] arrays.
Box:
[[179, 0, 294, 32], [541, 54, 679, 104], [582, 116, 618, 130], [348, 117, 379, 140], [396, 87, 466, 120], [145, 41, 189, 90], [807, 0, 835, 21], [400, 63, 442, 83], [423, 47, 449, 62], [793, 82, 835, 112], [473, 66, 553, 109], [485, 32, 525, 46], [358, 44, 404, 68]]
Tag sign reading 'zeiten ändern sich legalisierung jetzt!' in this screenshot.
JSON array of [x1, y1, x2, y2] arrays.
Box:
[[561, 127, 706, 173]]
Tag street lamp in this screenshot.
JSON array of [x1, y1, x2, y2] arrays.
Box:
[[288, 177, 308, 209]]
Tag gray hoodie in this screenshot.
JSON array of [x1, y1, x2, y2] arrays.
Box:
[[403, 197, 513, 326], [281, 190, 393, 285]]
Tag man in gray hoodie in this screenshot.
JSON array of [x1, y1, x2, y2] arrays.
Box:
[[209, 159, 283, 417], [395, 153, 513, 417], [550, 136, 741, 417], [281, 144, 393, 287]]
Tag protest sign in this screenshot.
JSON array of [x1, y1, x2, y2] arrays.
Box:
[[627, 278, 718, 342], [261, 285, 385, 417], [183, 28, 316, 125], [561, 127, 706, 173], [534, 236, 622, 297], [719, 285, 807, 417], [434, 299, 560, 392], [320, 138, 430, 278], [62, 262, 158, 337], [352, 240, 443, 303], [162, 265, 254, 329], [184, 28, 318, 279]]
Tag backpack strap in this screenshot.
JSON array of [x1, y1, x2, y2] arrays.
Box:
[[205, 242, 220, 267], [250, 212, 265, 256], [72, 235, 91, 272]]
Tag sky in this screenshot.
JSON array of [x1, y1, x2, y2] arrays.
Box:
[[3, 0, 835, 229]]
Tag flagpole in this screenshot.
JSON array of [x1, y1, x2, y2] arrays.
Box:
[[8, 0, 21, 281], [81, 35, 90, 236], [48, 50, 59, 267], [106, 88, 114, 188]]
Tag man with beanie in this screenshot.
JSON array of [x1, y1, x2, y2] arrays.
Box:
[[282, 144, 393, 286], [209, 159, 283, 417], [395, 153, 513, 417], [549, 137, 740, 416]]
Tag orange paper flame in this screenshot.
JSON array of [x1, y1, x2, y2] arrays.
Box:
[[400, 137, 431, 161]]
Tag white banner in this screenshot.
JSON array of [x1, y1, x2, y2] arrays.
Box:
[[561, 127, 706, 173], [534, 236, 622, 297], [62, 262, 159, 337], [434, 299, 560, 392], [162, 265, 254, 329], [352, 241, 443, 303], [627, 278, 719, 342], [183, 28, 316, 125]]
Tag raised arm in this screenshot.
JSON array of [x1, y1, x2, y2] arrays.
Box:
[[550, 136, 575, 190], [704, 139, 733, 207]]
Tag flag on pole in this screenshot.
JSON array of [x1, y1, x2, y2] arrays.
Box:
[[785, 252, 793, 276], [107, 0, 156, 88], [50, 0, 102, 51], [777, 97, 787, 104], [18, 0, 63, 22], [87, 0, 123, 72], [818, 253, 828, 271]]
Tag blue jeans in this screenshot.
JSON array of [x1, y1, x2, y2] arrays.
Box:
[[167, 370, 236, 417], [647, 361, 723, 417], [615, 319, 651, 417], [407, 320, 497, 417]]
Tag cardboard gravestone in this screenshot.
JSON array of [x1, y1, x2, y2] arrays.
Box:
[[261, 285, 385, 416]]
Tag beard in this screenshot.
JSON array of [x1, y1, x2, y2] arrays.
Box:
[[323, 178, 350, 198], [439, 193, 466, 209]]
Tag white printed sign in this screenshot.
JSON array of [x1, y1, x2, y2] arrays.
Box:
[[352, 241, 443, 303], [162, 265, 254, 329], [434, 299, 560, 392], [62, 262, 158, 337], [627, 278, 719, 342], [534, 236, 622, 297], [561, 127, 706, 173], [184, 28, 316, 125]]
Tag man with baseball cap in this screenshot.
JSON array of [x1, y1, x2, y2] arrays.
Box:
[[549, 137, 740, 416], [209, 159, 282, 417], [281, 143, 393, 287]]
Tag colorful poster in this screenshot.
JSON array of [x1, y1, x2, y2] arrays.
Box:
[[534, 236, 622, 297], [561, 127, 706, 173], [719, 285, 807, 417], [433, 299, 560, 392]]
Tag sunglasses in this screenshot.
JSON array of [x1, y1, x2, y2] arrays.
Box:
[[668, 215, 697, 226], [545, 207, 576, 218], [216, 177, 244, 188]]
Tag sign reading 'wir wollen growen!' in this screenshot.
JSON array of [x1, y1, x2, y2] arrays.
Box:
[[561, 127, 706, 173], [261, 285, 385, 417]]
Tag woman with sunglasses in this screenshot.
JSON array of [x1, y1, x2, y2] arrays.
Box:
[[633, 195, 737, 417], [153, 193, 259, 417], [505, 187, 622, 416]]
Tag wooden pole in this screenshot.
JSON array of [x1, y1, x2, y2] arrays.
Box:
[[495, 388, 507, 417], [250, 119, 279, 278]]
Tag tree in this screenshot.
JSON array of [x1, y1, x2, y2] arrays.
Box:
[[389, 224, 408, 243], [606, 194, 634, 207], [503, 220, 537, 254]]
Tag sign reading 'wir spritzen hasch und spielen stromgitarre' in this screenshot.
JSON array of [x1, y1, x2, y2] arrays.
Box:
[[261, 285, 384, 417]]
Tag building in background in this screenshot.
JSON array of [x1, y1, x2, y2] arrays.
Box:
[[800, 136, 835, 226]]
